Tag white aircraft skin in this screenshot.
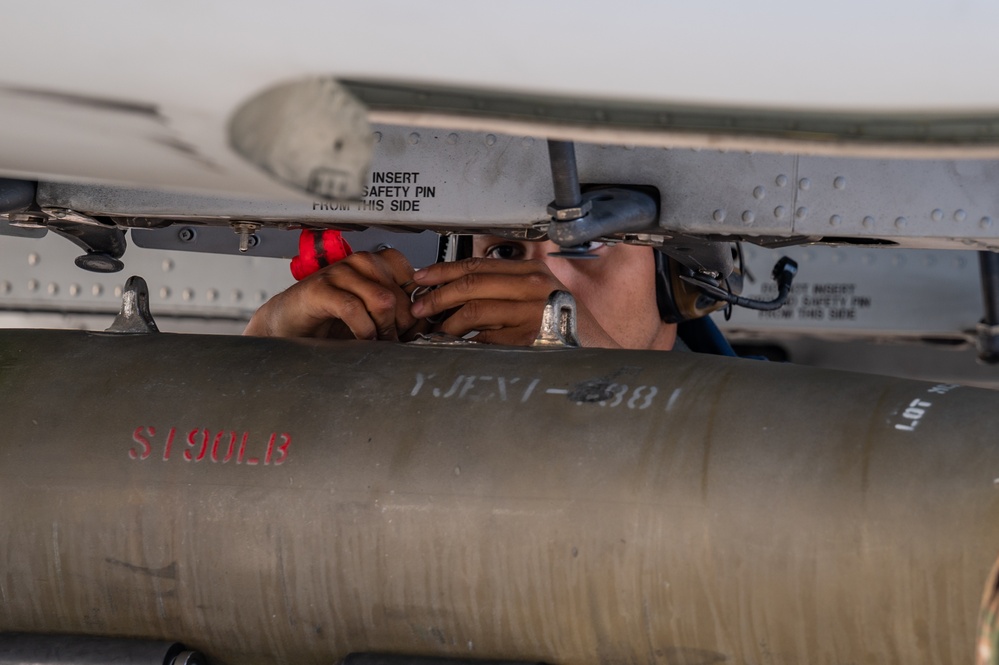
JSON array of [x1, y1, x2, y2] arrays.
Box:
[[3, 1, 999, 198]]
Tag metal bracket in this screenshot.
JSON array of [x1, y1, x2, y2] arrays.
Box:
[[105, 275, 159, 334], [532, 290, 581, 348], [547, 187, 659, 247], [39, 207, 127, 272]]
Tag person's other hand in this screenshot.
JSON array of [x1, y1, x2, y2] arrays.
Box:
[[409, 257, 620, 347], [244, 249, 425, 341]]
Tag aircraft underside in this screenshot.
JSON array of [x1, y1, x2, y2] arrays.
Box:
[[3, 4, 999, 664]]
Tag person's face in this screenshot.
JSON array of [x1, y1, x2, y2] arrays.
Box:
[[471, 236, 676, 350]]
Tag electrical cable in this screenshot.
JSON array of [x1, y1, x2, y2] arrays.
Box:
[[679, 257, 798, 312]]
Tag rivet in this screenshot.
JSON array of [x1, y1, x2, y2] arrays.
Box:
[[833, 176, 846, 190], [774, 206, 786, 219], [931, 209, 944, 222], [955, 256, 967, 269], [162, 259, 174, 272], [752, 186, 766, 200], [232, 289, 243, 303], [485, 134, 497, 146], [92, 284, 103, 297], [182, 288, 194, 301], [46, 283, 58, 296], [372, 131, 382, 143], [256, 290, 268, 302], [0, 281, 11, 295], [712, 209, 726, 222], [207, 289, 219, 302], [862, 216, 875, 228], [775, 174, 789, 187], [27, 252, 39, 266], [594, 110, 606, 121], [795, 207, 808, 220], [954, 209, 967, 222], [69, 283, 80, 297], [27, 279, 38, 292], [114, 286, 123, 298], [982, 216, 994, 229], [407, 132, 420, 145], [830, 215, 842, 226], [160, 287, 171, 300], [446, 133, 458, 145], [798, 178, 811, 191], [895, 216, 907, 229], [742, 211, 755, 223]]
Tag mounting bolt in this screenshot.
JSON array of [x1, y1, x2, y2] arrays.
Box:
[[178, 227, 196, 243], [232, 222, 261, 253]]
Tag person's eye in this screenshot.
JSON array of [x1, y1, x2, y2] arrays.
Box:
[[485, 243, 525, 260]]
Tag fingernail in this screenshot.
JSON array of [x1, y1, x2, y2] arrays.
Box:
[[412, 269, 426, 282], [411, 300, 425, 316]]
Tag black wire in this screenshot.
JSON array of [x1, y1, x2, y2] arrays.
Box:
[[680, 257, 798, 312]]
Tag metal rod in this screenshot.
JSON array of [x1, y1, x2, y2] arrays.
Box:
[[979, 251, 999, 324], [546, 140, 581, 209], [976, 250, 999, 362]]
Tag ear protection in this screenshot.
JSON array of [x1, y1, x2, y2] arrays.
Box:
[[654, 246, 744, 323]]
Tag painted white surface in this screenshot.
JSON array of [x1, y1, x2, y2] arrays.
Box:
[[4, 1, 999, 112], [3, 1, 999, 195]]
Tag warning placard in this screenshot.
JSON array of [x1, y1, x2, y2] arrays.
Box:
[[312, 171, 438, 213], [756, 282, 873, 321]]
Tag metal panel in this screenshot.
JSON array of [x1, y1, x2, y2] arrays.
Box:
[[794, 157, 999, 247], [33, 126, 999, 250], [0, 233, 295, 322], [716, 245, 984, 338], [131, 226, 440, 263]]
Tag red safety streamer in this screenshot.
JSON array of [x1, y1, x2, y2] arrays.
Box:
[[290, 229, 353, 281]]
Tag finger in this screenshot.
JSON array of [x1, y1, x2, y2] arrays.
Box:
[[437, 299, 543, 341], [245, 254, 413, 340], [326, 251, 419, 335], [372, 247, 417, 286], [411, 272, 556, 318], [368, 249, 421, 331], [412, 257, 542, 287], [309, 267, 400, 340]]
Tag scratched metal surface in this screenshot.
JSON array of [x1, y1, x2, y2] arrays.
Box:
[[0, 331, 997, 664]]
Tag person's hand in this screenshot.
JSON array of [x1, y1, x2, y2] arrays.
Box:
[[409, 257, 621, 347], [244, 249, 426, 341]]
